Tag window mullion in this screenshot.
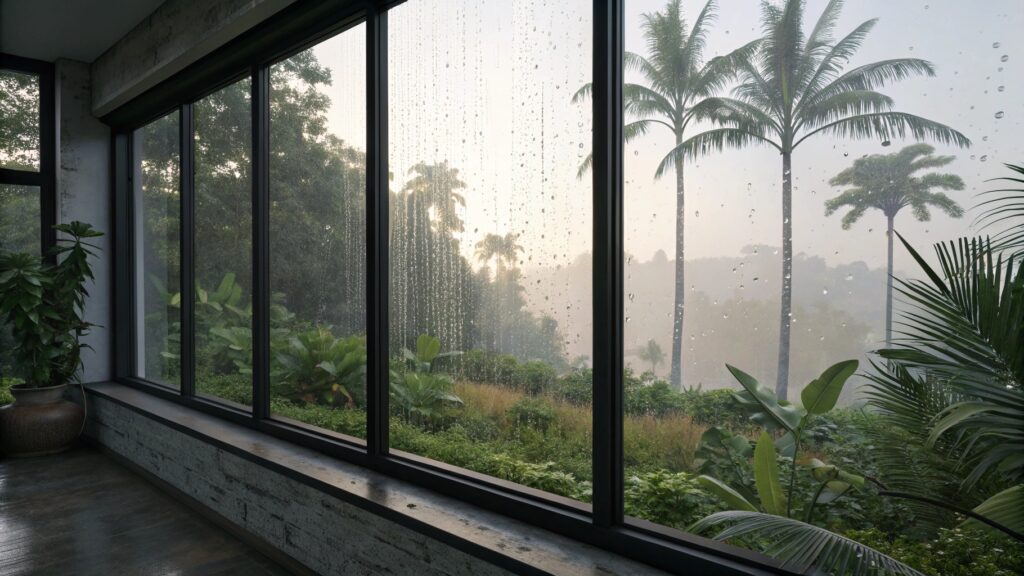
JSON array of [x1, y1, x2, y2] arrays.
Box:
[[592, 0, 625, 528], [366, 5, 390, 457], [252, 66, 271, 420], [181, 103, 197, 398]]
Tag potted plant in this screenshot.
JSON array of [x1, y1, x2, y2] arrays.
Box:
[[0, 221, 102, 457]]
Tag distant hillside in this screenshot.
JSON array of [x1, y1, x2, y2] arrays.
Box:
[[521, 246, 897, 402]]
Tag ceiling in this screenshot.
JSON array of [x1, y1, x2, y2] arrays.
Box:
[[1, 0, 166, 63]]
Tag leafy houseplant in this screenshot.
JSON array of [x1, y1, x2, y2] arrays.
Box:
[[0, 221, 103, 456]]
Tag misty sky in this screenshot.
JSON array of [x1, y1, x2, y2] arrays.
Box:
[[297, 0, 1022, 367], [310, 0, 1022, 269]]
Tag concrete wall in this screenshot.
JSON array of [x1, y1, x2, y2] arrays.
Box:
[[85, 394, 517, 576], [56, 59, 112, 383], [90, 0, 296, 117]]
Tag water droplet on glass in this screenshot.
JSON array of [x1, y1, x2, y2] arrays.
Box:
[[1001, 54, 1009, 62], [998, 85, 1006, 92], [993, 42, 1001, 48], [995, 111, 1005, 119], [822, 288, 829, 295], [980, 155, 988, 162]]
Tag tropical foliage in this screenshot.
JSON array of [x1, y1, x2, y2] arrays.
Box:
[[0, 221, 103, 387]]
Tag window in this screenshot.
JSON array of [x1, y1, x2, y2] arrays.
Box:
[[0, 69, 40, 172], [132, 112, 181, 387], [111, 1, 1024, 574], [387, 0, 593, 498], [621, 0, 1019, 571], [0, 56, 54, 381], [193, 78, 254, 406], [269, 25, 368, 437]]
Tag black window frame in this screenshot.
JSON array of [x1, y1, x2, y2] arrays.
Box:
[[0, 53, 57, 257], [107, 1, 790, 574]]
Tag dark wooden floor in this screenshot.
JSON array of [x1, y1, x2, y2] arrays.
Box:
[[0, 446, 293, 576]]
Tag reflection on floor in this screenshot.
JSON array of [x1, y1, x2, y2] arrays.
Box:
[[0, 446, 292, 576]]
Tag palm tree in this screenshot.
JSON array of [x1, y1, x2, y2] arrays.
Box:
[[475, 232, 523, 274], [673, 0, 970, 399], [573, 0, 758, 390], [637, 338, 666, 374], [825, 143, 964, 347]]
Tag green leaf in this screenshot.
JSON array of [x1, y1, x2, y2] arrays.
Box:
[[691, 511, 927, 576], [963, 484, 1024, 534], [727, 364, 802, 433], [809, 458, 865, 489], [801, 359, 858, 415], [415, 334, 442, 364], [697, 475, 758, 512], [753, 432, 786, 516]]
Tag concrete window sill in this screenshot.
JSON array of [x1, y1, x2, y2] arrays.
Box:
[[82, 382, 673, 575]]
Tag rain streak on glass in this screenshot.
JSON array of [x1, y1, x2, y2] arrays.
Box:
[[388, 0, 593, 499]]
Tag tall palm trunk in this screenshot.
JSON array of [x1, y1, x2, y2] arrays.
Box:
[[885, 213, 895, 348], [776, 152, 793, 401], [669, 136, 686, 391]]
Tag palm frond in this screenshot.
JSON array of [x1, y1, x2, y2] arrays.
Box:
[[808, 59, 937, 109], [659, 128, 779, 177], [624, 83, 677, 121], [797, 90, 894, 131], [875, 235, 1024, 487], [679, 0, 718, 87], [974, 164, 1024, 257], [798, 18, 877, 104], [691, 511, 927, 576], [687, 96, 781, 134], [795, 111, 971, 149], [691, 39, 762, 98]]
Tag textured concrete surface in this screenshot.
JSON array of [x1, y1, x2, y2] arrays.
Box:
[[84, 383, 673, 576], [90, 0, 296, 117], [56, 59, 112, 383]]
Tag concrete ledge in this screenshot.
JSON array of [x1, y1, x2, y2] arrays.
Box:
[[83, 382, 669, 576]]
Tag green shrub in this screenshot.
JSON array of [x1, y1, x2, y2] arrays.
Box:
[[551, 368, 593, 405], [679, 387, 747, 428], [625, 470, 723, 530], [845, 527, 1024, 576], [274, 328, 366, 408], [454, 350, 521, 387], [507, 397, 555, 431], [199, 373, 252, 405], [271, 399, 366, 437], [625, 379, 684, 416], [516, 360, 557, 395], [485, 454, 590, 501]]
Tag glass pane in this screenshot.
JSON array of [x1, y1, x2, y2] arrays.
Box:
[[0, 184, 41, 380], [133, 113, 181, 387], [269, 25, 368, 438], [194, 78, 253, 406], [0, 70, 40, 172], [0, 184, 40, 256], [623, 0, 1023, 572], [389, 0, 593, 501]]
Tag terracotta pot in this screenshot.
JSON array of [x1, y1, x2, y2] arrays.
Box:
[[0, 383, 84, 457]]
